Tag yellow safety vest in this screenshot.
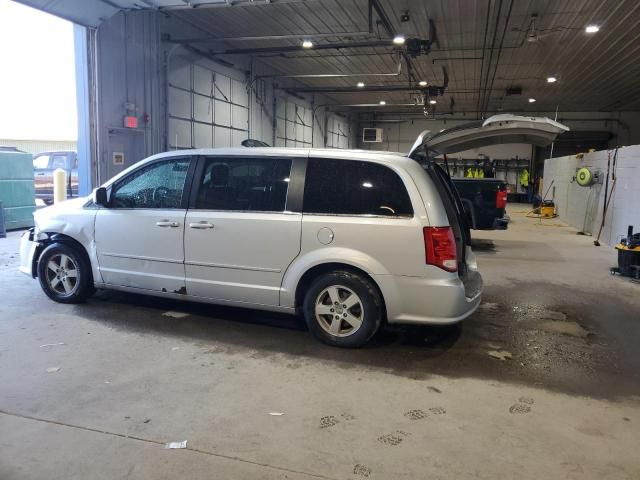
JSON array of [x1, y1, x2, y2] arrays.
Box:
[[467, 167, 485, 178], [519, 168, 529, 187]]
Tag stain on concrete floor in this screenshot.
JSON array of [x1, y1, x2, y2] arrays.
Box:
[[63, 278, 640, 401]]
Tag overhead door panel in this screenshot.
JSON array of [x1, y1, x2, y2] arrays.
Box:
[[193, 95, 213, 124], [216, 99, 231, 127], [193, 65, 213, 96], [169, 57, 190, 89], [194, 123, 213, 148], [326, 115, 350, 149], [215, 127, 231, 147], [232, 79, 248, 107], [169, 88, 191, 118], [169, 118, 191, 149], [168, 57, 248, 150], [275, 97, 312, 148]]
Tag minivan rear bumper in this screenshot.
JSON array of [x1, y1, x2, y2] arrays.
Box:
[[374, 269, 482, 325]]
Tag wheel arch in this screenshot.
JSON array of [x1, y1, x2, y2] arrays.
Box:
[[293, 262, 386, 318], [34, 233, 93, 283]]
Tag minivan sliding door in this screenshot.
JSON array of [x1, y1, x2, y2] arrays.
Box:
[[183, 155, 303, 306]]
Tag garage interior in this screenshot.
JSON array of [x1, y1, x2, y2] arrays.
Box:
[[1, 0, 640, 479]]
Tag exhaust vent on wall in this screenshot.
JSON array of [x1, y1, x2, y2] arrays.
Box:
[[362, 128, 383, 143]]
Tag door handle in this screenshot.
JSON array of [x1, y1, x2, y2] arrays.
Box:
[[156, 220, 180, 228], [189, 222, 214, 229]]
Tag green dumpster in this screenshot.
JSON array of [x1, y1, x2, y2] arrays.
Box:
[[0, 151, 36, 230]]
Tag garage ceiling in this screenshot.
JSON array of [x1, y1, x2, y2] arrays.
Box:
[[16, 0, 640, 115]]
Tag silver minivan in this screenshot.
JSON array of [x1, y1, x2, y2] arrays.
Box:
[[20, 115, 568, 347]]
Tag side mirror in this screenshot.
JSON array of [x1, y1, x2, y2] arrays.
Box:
[[93, 187, 108, 207]]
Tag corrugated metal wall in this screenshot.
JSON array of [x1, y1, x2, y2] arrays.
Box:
[[94, 10, 163, 184], [90, 10, 354, 189], [0, 139, 77, 154]]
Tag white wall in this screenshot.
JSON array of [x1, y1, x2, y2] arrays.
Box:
[[357, 117, 533, 160], [543, 145, 640, 247], [357, 111, 640, 156]]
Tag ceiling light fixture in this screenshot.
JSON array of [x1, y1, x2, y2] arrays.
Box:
[[547, 76, 557, 83], [302, 39, 313, 48], [392, 35, 405, 45], [357, 82, 365, 88], [528, 97, 536, 103], [585, 25, 600, 33], [379, 100, 386, 105], [419, 80, 428, 86], [429, 99, 437, 105]]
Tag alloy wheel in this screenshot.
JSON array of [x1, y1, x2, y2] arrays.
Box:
[[45, 254, 79, 296], [314, 285, 364, 337]]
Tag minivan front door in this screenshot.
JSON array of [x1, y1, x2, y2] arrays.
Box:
[[95, 157, 193, 293], [184, 155, 302, 306]]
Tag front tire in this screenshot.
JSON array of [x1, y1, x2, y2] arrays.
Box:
[[37, 243, 94, 304], [303, 271, 383, 348]]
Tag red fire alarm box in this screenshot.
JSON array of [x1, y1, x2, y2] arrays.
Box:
[[124, 116, 138, 128]]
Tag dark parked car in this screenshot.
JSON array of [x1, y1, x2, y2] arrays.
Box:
[[33, 151, 79, 204], [452, 178, 509, 230]]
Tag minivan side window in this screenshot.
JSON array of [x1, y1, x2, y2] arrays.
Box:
[[303, 158, 413, 217], [33, 155, 50, 170], [194, 157, 292, 212], [110, 158, 190, 209], [51, 155, 67, 169]]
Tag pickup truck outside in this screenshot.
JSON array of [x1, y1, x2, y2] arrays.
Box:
[[452, 178, 509, 230], [33, 151, 78, 204]]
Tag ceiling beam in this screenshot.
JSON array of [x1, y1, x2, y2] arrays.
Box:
[[167, 40, 394, 56], [279, 85, 463, 95], [166, 31, 374, 44], [159, 0, 315, 11]]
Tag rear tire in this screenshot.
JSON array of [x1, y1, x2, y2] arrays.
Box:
[[37, 243, 94, 304], [303, 271, 383, 348]]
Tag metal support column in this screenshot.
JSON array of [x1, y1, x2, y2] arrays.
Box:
[[74, 24, 93, 195]]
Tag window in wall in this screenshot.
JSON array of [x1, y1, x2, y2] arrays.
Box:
[[111, 158, 191, 209], [194, 157, 292, 212], [303, 158, 413, 217]]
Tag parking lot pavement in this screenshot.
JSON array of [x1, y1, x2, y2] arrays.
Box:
[[1, 211, 639, 479]]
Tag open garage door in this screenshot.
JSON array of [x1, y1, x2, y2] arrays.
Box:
[[326, 114, 351, 149], [275, 98, 312, 148], [168, 56, 249, 150]]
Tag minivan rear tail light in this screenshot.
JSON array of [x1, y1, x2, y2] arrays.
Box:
[[496, 188, 507, 209], [423, 226, 457, 272]]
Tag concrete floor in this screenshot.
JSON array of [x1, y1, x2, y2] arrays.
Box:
[[1, 208, 639, 479]]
